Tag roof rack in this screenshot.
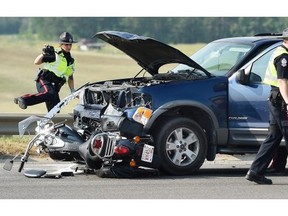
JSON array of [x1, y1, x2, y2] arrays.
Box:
[[254, 33, 282, 36]]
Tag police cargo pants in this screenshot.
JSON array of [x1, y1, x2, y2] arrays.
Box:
[[21, 78, 61, 111], [249, 99, 288, 175]]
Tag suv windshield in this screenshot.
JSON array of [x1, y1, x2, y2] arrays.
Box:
[[172, 41, 252, 76]]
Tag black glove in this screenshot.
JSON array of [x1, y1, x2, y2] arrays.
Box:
[[42, 45, 55, 55]]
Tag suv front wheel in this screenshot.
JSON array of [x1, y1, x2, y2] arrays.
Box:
[[154, 117, 207, 175]]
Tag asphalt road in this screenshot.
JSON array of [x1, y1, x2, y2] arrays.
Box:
[[1, 154, 288, 199], [1, 154, 288, 216], [1, 154, 288, 215]]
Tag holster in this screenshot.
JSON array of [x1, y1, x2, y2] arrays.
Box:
[[269, 88, 285, 110]]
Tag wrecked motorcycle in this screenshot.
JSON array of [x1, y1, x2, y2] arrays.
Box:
[[3, 83, 159, 178]]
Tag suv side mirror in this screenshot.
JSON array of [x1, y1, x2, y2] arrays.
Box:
[[236, 69, 249, 85]]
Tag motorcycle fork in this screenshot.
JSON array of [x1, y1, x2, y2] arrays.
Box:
[[18, 134, 41, 172]]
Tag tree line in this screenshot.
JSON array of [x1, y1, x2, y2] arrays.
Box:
[[1, 17, 288, 43]]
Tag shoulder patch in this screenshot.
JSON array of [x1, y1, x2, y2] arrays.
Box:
[[281, 57, 287, 67]]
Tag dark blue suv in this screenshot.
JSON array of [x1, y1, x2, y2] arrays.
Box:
[[73, 31, 283, 175]]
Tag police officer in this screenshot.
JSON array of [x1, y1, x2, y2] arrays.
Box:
[[245, 28, 288, 184], [14, 32, 77, 111]]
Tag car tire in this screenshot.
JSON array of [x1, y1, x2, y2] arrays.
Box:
[[154, 117, 207, 175]]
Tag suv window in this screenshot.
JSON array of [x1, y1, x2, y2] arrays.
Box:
[[191, 41, 252, 76], [249, 47, 277, 83]]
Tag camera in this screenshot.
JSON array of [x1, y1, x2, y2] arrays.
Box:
[[42, 45, 55, 55]]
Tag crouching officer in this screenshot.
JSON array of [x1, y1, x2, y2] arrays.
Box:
[[245, 28, 288, 184], [14, 31, 77, 111]]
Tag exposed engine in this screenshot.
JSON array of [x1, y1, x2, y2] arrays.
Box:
[[73, 78, 153, 134]]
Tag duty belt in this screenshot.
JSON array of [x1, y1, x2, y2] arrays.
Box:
[[40, 69, 66, 85]]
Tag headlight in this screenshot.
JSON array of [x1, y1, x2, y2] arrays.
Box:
[[132, 107, 152, 125], [44, 134, 55, 146]]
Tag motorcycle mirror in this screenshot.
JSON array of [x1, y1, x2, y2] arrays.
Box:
[[3, 159, 14, 171]]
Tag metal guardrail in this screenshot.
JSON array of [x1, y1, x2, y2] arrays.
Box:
[[0, 113, 73, 135]]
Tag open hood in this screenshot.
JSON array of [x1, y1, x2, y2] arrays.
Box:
[[93, 31, 210, 76]]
